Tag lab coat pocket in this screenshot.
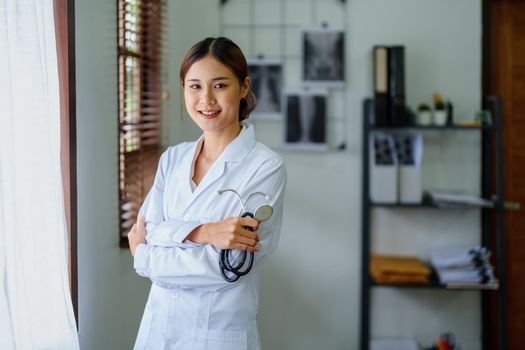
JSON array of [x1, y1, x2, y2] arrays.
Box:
[[200, 329, 248, 350], [133, 305, 155, 350]]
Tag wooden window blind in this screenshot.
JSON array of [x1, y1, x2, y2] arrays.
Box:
[[118, 0, 165, 246]]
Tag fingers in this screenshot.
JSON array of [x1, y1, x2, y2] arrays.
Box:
[[232, 243, 260, 252], [239, 228, 260, 243], [238, 217, 259, 231], [127, 223, 136, 237], [235, 233, 259, 247]]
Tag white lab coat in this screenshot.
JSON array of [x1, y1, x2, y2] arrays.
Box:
[[133, 123, 286, 350]]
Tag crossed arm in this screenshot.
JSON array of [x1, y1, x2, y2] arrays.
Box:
[[127, 153, 286, 292]]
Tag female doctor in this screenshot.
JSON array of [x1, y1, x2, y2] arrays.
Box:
[[127, 37, 286, 350]]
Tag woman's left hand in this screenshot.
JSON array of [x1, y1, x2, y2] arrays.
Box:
[[127, 216, 146, 256]]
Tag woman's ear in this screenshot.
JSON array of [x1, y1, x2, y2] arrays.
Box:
[[241, 76, 251, 98]]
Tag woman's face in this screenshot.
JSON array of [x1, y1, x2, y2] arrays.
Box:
[[183, 55, 250, 135]]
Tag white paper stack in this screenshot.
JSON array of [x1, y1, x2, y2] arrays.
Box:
[[430, 246, 498, 288], [424, 191, 494, 208], [370, 338, 419, 350]]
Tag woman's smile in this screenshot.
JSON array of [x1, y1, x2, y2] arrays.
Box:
[[198, 109, 222, 119]]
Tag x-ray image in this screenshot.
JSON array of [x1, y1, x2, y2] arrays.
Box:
[[284, 90, 328, 151], [248, 59, 282, 120], [302, 28, 345, 86]]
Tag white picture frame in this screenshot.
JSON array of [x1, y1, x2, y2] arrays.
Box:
[[283, 88, 329, 151], [247, 57, 283, 120], [301, 27, 345, 87]]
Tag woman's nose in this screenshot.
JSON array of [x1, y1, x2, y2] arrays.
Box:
[[200, 88, 216, 105]]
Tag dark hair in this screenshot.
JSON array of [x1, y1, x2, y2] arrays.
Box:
[[180, 37, 256, 122]]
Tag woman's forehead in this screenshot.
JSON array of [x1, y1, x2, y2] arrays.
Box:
[[185, 56, 235, 80]]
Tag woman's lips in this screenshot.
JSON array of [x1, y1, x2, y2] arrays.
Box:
[[199, 110, 220, 120]]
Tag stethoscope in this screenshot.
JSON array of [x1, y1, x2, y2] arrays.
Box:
[[217, 189, 274, 282]]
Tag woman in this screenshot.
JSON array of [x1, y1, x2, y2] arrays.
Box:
[[127, 37, 286, 350]]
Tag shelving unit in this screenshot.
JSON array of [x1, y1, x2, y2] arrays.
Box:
[[360, 97, 506, 350]]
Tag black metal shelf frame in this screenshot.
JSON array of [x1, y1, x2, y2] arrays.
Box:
[[360, 97, 506, 350]]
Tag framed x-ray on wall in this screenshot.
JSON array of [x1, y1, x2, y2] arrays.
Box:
[[301, 28, 345, 87], [283, 89, 328, 151], [248, 58, 282, 120]]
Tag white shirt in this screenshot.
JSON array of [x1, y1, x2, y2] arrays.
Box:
[[133, 123, 286, 350]]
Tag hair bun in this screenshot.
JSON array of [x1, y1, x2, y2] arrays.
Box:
[[240, 90, 257, 121]]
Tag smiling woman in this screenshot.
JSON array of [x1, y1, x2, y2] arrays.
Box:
[[127, 37, 286, 350]]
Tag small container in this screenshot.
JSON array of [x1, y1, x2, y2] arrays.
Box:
[[417, 111, 432, 125], [434, 109, 448, 126], [417, 104, 433, 126]]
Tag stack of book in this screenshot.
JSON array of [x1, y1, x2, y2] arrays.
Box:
[[430, 246, 498, 289], [370, 254, 432, 285], [423, 190, 494, 209]]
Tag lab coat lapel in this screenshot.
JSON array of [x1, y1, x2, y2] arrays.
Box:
[[184, 123, 256, 209], [190, 156, 226, 201]]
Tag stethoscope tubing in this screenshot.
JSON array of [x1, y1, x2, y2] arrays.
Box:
[[219, 212, 255, 282]]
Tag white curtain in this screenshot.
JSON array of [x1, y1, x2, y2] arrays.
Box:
[[0, 0, 80, 349]]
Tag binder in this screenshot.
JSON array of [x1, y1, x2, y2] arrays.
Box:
[[395, 133, 423, 203], [373, 46, 390, 127], [372, 45, 407, 127], [370, 133, 398, 203], [388, 46, 406, 126]]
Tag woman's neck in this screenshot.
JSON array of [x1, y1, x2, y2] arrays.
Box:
[[200, 123, 242, 161]]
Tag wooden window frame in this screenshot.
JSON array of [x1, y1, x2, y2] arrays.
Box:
[[54, 0, 78, 323], [117, 0, 163, 247]]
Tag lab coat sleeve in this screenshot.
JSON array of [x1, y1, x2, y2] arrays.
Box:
[[133, 157, 287, 292], [139, 147, 204, 248]]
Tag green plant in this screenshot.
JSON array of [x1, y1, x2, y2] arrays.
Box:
[[418, 103, 431, 112]]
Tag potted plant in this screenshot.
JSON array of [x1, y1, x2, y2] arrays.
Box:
[[433, 93, 447, 126], [417, 103, 432, 125]]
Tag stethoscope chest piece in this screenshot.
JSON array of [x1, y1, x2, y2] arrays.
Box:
[[254, 204, 273, 222]]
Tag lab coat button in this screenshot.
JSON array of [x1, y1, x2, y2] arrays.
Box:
[[172, 292, 179, 300], [184, 215, 190, 221]]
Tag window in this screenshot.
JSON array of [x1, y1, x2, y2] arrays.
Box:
[[117, 0, 164, 245]]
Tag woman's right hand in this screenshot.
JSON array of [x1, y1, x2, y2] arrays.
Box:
[[186, 217, 260, 252]]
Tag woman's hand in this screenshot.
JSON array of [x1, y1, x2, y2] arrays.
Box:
[[127, 215, 146, 256], [186, 217, 260, 252]]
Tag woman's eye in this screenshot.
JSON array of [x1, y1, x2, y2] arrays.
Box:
[[214, 83, 226, 89], [189, 84, 200, 90]]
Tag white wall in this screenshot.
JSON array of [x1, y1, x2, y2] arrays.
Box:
[[75, 0, 482, 349], [224, 0, 482, 349], [75, 1, 150, 348]]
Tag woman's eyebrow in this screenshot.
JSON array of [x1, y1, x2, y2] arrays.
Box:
[[186, 77, 231, 82]]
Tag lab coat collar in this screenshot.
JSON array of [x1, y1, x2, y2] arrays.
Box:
[[182, 123, 256, 206], [221, 122, 256, 163]]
